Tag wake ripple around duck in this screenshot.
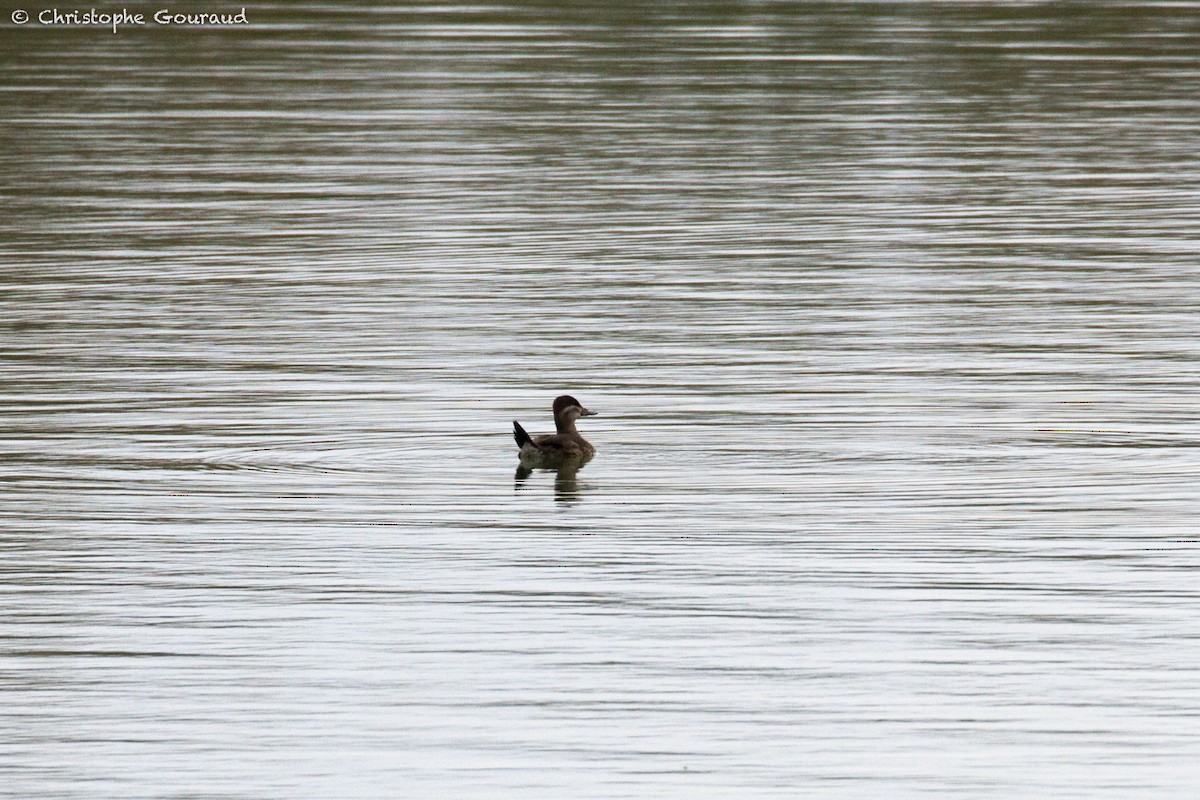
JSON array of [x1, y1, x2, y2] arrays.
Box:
[[199, 433, 415, 476]]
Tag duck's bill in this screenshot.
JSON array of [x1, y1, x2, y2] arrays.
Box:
[[581, 408, 598, 416]]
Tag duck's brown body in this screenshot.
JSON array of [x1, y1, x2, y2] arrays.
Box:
[[513, 395, 597, 464], [518, 429, 594, 460]]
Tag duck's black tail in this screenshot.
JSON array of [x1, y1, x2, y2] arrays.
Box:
[[513, 421, 534, 450]]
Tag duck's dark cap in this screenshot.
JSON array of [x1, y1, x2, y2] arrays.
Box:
[[553, 395, 583, 413]]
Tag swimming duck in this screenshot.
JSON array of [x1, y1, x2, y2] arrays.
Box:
[[513, 395, 597, 463]]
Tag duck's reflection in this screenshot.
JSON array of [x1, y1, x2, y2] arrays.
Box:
[[514, 455, 592, 503]]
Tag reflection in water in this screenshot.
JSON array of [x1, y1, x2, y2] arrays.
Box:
[[514, 456, 592, 503]]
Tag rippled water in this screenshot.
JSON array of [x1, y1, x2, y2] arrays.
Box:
[[2, 3, 1199, 797]]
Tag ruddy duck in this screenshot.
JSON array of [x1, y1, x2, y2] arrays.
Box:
[[513, 395, 597, 463]]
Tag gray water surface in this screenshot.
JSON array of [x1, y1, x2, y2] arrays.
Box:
[[2, 3, 1199, 797]]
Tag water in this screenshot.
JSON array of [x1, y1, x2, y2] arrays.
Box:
[[2, 2, 1199, 797]]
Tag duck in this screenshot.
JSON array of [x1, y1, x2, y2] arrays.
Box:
[[513, 395, 597, 463]]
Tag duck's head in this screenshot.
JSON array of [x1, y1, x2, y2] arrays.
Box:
[[553, 394, 597, 425]]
